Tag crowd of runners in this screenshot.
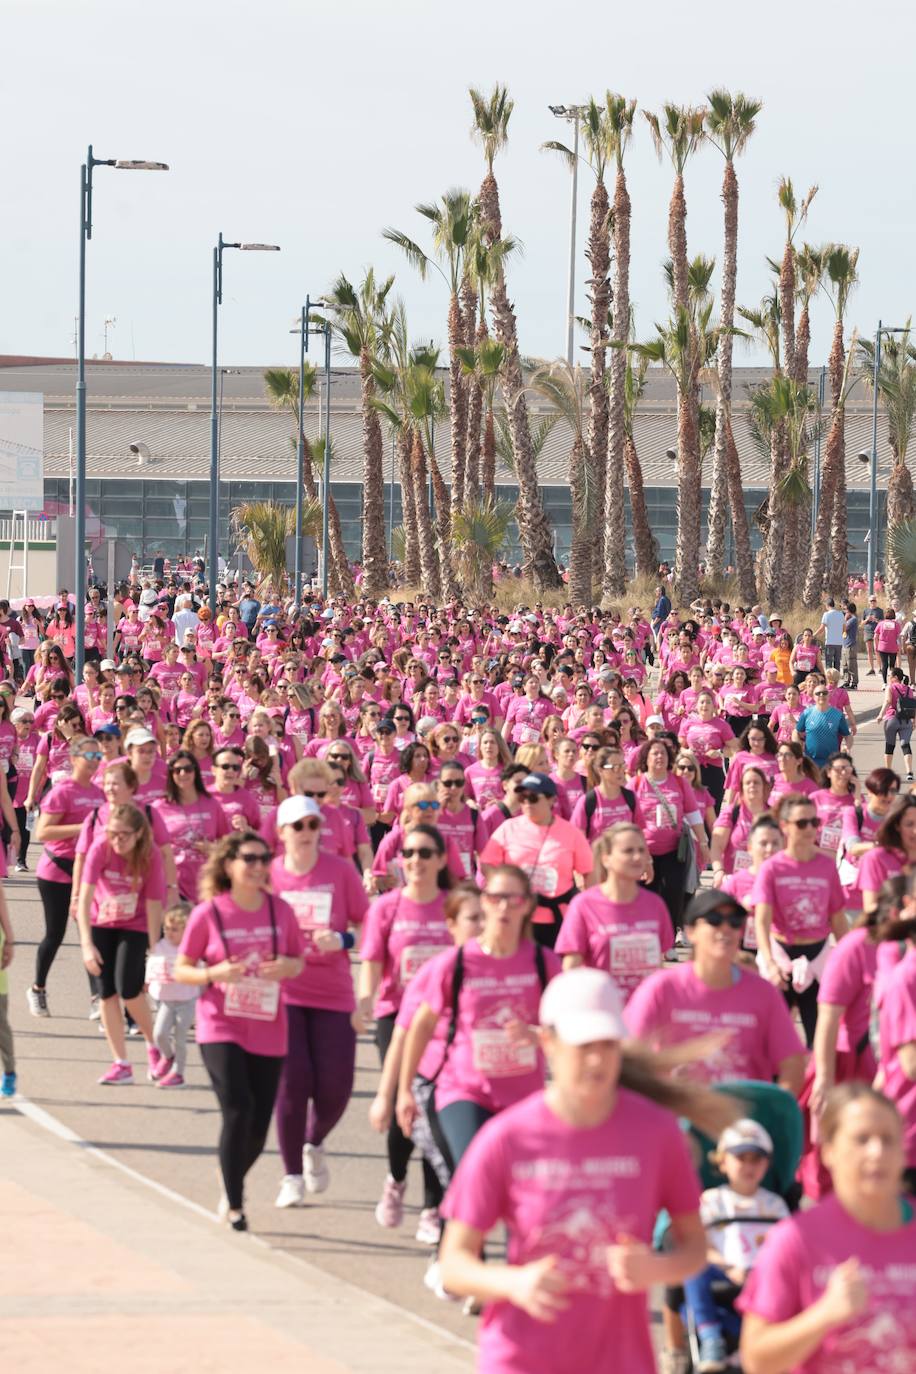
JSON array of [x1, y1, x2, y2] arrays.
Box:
[[0, 573, 915, 1373]]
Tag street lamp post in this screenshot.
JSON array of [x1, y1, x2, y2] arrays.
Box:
[[76, 146, 167, 675], [865, 322, 909, 594], [291, 300, 333, 599], [548, 104, 584, 366], [209, 235, 280, 615]]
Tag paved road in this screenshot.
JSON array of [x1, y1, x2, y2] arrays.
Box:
[[2, 670, 889, 1351]]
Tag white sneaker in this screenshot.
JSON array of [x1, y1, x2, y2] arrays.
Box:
[[303, 1143, 330, 1194], [275, 1174, 306, 1208], [89, 995, 101, 1021], [26, 986, 49, 1017], [415, 1206, 441, 1246]]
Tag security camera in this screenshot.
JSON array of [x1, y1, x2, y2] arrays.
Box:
[[130, 442, 151, 466]]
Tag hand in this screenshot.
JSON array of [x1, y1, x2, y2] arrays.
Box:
[[258, 956, 293, 981], [508, 1255, 569, 1322], [209, 958, 244, 984], [231, 814, 247, 832], [725, 1265, 748, 1287], [81, 942, 102, 978], [395, 1087, 417, 1137], [368, 1091, 392, 1134], [351, 995, 374, 1033], [764, 958, 788, 989], [504, 1016, 537, 1047], [314, 930, 343, 955], [1, 938, 13, 969], [818, 1257, 869, 1327], [607, 1234, 657, 1293]]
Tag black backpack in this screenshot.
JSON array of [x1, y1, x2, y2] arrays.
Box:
[[583, 786, 636, 839], [432, 941, 549, 1081]]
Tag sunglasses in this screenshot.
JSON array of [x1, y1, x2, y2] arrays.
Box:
[[394, 715, 411, 723], [790, 817, 820, 830], [440, 736, 459, 745], [238, 851, 271, 866], [697, 912, 746, 930], [215, 762, 242, 772], [483, 891, 527, 908], [581, 742, 599, 751], [303, 790, 327, 800], [108, 829, 136, 841], [440, 778, 463, 789], [517, 792, 543, 803], [171, 764, 195, 775], [81, 750, 103, 761], [289, 817, 321, 833], [327, 754, 350, 762], [414, 799, 441, 812], [402, 846, 437, 861]]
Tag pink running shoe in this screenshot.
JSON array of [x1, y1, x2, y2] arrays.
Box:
[[98, 1062, 133, 1086], [156, 1071, 185, 1089], [152, 1055, 174, 1083], [146, 1046, 164, 1081], [374, 1174, 406, 1229]]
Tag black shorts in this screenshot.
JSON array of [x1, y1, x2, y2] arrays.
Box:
[[91, 925, 148, 1000]]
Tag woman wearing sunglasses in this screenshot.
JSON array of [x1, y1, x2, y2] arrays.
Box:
[[173, 831, 304, 1232], [434, 762, 479, 879], [380, 740, 431, 819], [371, 783, 464, 892], [628, 889, 806, 1093], [838, 769, 902, 914], [359, 823, 454, 1234], [754, 794, 850, 1048], [152, 750, 229, 902], [210, 747, 262, 833], [810, 753, 858, 861], [322, 741, 375, 827], [76, 803, 164, 1085], [271, 795, 368, 1210], [28, 735, 104, 1017]]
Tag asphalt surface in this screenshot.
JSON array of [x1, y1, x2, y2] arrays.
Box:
[[2, 667, 889, 1350]]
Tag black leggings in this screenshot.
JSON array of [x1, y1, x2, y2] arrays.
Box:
[[776, 938, 826, 1048], [199, 1041, 284, 1212], [376, 1013, 442, 1208], [879, 650, 898, 683], [700, 764, 725, 813], [648, 848, 689, 931], [14, 806, 30, 865], [35, 877, 72, 988]]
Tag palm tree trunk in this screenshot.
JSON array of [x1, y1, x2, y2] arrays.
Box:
[[886, 457, 916, 607], [465, 320, 486, 505], [624, 433, 656, 579], [779, 244, 797, 383], [327, 497, 356, 600], [568, 436, 591, 604], [429, 446, 461, 601], [397, 427, 420, 585], [358, 350, 389, 596], [586, 178, 610, 600], [762, 421, 789, 604], [669, 174, 689, 312], [828, 454, 848, 600], [411, 428, 440, 599], [804, 323, 845, 605], [604, 166, 630, 598], [779, 503, 800, 606], [725, 415, 756, 600], [707, 159, 739, 583], [479, 169, 561, 590], [448, 291, 468, 523], [481, 406, 496, 501], [675, 389, 702, 603]]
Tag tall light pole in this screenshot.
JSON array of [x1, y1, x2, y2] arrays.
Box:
[[865, 322, 909, 594], [76, 146, 167, 675], [548, 104, 584, 365], [209, 235, 280, 615], [290, 297, 331, 608]]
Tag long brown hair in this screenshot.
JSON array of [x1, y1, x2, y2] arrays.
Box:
[[198, 829, 270, 899]]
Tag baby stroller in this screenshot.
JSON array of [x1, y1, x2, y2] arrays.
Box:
[[656, 1079, 803, 1372]]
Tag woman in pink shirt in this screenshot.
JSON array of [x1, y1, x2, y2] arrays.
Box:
[[789, 627, 825, 684], [739, 1084, 916, 1373], [769, 681, 803, 744], [678, 688, 736, 811], [152, 751, 230, 901], [75, 803, 164, 1085], [882, 665, 915, 779], [810, 752, 858, 859], [874, 608, 902, 681], [769, 739, 820, 808], [173, 830, 304, 1232], [856, 795, 916, 914], [710, 765, 773, 878], [438, 966, 731, 1374], [465, 729, 511, 812], [270, 795, 368, 1210], [839, 768, 902, 910], [630, 739, 710, 932]]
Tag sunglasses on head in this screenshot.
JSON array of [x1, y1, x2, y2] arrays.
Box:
[[697, 912, 746, 930], [402, 845, 437, 861], [289, 817, 321, 833]]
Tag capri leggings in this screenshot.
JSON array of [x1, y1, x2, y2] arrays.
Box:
[[199, 1041, 284, 1212], [375, 1013, 442, 1208], [884, 717, 913, 758], [90, 926, 148, 1000], [35, 877, 72, 988]]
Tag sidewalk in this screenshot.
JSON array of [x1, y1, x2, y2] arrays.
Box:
[[0, 1104, 474, 1374]]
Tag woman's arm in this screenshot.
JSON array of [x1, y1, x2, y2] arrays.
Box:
[[709, 823, 733, 873], [35, 811, 82, 843], [740, 1259, 869, 1374], [439, 1219, 571, 1321], [607, 1210, 706, 1292], [754, 902, 786, 987], [24, 755, 47, 810], [354, 958, 383, 1029], [395, 1002, 439, 1135], [811, 1002, 843, 1117]]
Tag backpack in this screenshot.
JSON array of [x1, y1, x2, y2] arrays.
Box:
[[583, 786, 636, 839], [432, 941, 549, 1081], [896, 681, 916, 721]]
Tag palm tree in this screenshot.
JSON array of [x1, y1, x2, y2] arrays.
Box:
[[322, 269, 393, 597], [752, 376, 818, 603], [451, 496, 515, 603], [740, 292, 785, 603], [526, 360, 593, 603], [457, 336, 507, 503], [470, 84, 561, 589], [703, 89, 761, 591], [384, 190, 474, 521], [803, 245, 859, 604], [644, 105, 706, 312], [262, 366, 354, 597], [619, 350, 658, 579], [794, 243, 825, 382], [858, 323, 916, 606], [231, 499, 320, 598], [776, 180, 817, 384]]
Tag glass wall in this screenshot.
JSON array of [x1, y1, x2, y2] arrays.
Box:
[[29, 478, 887, 575]]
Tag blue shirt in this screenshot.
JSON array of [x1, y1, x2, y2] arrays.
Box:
[[796, 705, 850, 763], [652, 594, 671, 626]]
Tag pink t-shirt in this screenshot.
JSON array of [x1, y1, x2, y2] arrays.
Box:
[[422, 938, 560, 1112], [360, 889, 451, 1018], [811, 788, 856, 855], [556, 887, 674, 998], [568, 789, 635, 842], [441, 1089, 701, 1374], [152, 795, 230, 900], [817, 925, 879, 1055], [631, 773, 699, 857], [270, 853, 368, 1012], [874, 617, 901, 653], [464, 762, 504, 811], [179, 892, 304, 1056], [752, 851, 846, 943], [83, 837, 165, 932], [479, 815, 593, 920], [395, 952, 453, 1081], [626, 963, 803, 1083], [724, 749, 778, 795], [212, 786, 262, 833], [878, 947, 916, 1166], [36, 778, 105, 883], [680, 717, 734, 768], [737, 1194, 916, 1371], [856, 845, 904, 898]]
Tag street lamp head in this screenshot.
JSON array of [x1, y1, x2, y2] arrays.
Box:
[[240, 243, 281, 251], [113, 160, 169, 171], [549, 104, 569, 116]]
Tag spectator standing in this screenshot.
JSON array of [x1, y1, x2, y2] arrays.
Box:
[[841, 600, 859, 688], [862, 593, 883, 675], [817, 598, 845, 672], [874, 605, 902, 682]]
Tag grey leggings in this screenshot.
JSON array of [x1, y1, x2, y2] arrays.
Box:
[[0, 993, 14, 1074], [153, 998, 196, 1075], [884, 717, 913, 757]]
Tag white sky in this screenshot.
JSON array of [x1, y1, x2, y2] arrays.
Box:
[[4, 0, 913, 374]]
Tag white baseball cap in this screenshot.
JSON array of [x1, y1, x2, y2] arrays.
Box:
[[277, 795, 322, 827], [645, 714, 665, 727], [100, 659, 116, 671], [539, 968, 629, 1045], [718, 1118, 774, 1156], [125, 727, 156, 747]]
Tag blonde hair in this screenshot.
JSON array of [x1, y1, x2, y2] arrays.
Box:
[[401, 781, 438, 827], [592, 821, 646, 876], [288, 757, 334, 793], [163, 901, 191, 931], [515, 743, 547, 772]]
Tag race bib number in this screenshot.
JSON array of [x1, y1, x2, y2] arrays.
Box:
[[96, 891, 138, 926], [519, 726, 540, 744], [400, 943, 443, 983], [609, 931, 661, 974], [821, 821, 842, 853], [145, 954, 171, 984], [471, 1028, 537, 1077], [743, 916, 758, 950], [285, 889, 333, 932], [528, 862, 559, 897], [733, 848, 753, 872], [224, 977, 280, 1021], [372, 782, 388, 807]]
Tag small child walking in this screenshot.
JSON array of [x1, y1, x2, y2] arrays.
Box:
[[147, 904, 197, 1089], [0, 876, 17, 1097]]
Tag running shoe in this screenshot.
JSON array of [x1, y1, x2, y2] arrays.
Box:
[[26, 986, 49, 1017], [153, 1056, 175, 1082], [146, 1045, 164, 1081], [89, 995, 101, 1021], [908, 772, 914, 783], [217, 1185, 230, 1221], [697, 1332, 728, 1373], [303, 1142, 330, 1193], [275, 1174, 306, 1208], [14, 861, 27, 873], [374, 1173, 406, 1228], [156, 1070, 185, 1089], [423, 1259, 457, 1302], [98, 1061, 133, 1086], [462, 1296, 482, 1317], [1, 1072, 16, 1098], [415, 1206, 440, 1246], [229, 1213, 248, 1232]]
